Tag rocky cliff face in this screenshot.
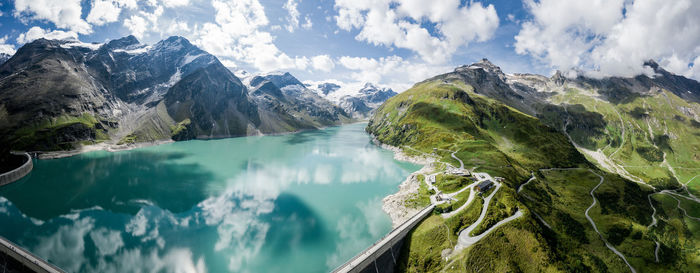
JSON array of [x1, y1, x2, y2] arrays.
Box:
[[0, 36, 350, 152]]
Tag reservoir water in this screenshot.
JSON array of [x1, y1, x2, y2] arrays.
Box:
[[0, 123, 419, 273]]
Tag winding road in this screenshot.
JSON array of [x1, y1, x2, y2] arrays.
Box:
[[419, 149, 524, 257], [584, 170, 637, 273], [517, 172, 536, 193], [452, 182, 520, 253], [451, 151, 464, 169]]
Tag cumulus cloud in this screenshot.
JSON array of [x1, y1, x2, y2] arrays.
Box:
[[515, 0, 700, 79], [14, 0, 92, 34], [338, 55, 451, 92], [16, 26, 79, 44], [87, 0, 137, 26], [0, 36, 16, 55], [311, 54, 335, 72], [191, 0, 310, 72], [334, 0, 499, 64], [124, 15, 149, 39]]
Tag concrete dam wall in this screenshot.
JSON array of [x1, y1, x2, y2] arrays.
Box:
[[0, 152, 33, 187], [332, 204, 436, 273]]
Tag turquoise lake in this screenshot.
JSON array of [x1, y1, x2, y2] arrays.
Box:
[[0, 123, 420, 273]]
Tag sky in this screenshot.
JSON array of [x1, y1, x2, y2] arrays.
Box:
[[0, 0, 698, 93]]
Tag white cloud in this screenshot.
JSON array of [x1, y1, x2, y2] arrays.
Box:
[[16, 26, 79, 44], [86, 0, 138, 26], [338, 55, 450, 92], [0, 36, 15, 55], [14, 0, 92, 34], [162, 0, 190, 8], [515, 0, 700, 79], [283, 0, 300, 32], [124, 15, 149, 39], [191, 0, 310, 72], [334, 0, 499, 64], [166, 20, 191, 34], [87, 0, 123, 26], [311, 54, 335, 72]]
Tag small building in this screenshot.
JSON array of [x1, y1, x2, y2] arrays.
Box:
[[446, 167, 470, 177], [448, 169, 470, 177], [428, 175, 436, 183], [475, 180, 494, 193]]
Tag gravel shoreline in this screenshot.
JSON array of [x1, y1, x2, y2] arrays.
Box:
[[33, 140, 174, 159], [372, 138, 438, 228]]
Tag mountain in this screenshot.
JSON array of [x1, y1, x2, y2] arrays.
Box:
[[0, 36, 350, 154], [236, 71, 351, 132], [0, 53, 10, 65], [309, 82, 398, 118], [368, 59, 700, 272]]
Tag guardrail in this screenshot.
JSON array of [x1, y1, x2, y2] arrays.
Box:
[[331, 204, 435, 273], [0, 236, 65, 273], [0, 152, 33, 186]]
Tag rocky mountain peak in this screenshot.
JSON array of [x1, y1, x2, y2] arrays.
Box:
[[551, 70, 566, 86], [359, 83, 389, 94], [470, 58, 502, 73], [263, 72, 304, 89], [643, 59, 660, 71], [317, 82, 341, 95], [151, 36, 195, 54], [358, 83, 397, 104], [103, 35, 140, 50]]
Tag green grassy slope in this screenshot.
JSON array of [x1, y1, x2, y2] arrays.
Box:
[[367, 78, 699, 272], [545, 88, 700, 192]]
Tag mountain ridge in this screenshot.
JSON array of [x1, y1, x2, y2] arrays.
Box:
[[367, 58, 700, 273], [0, 35, 351, 155]]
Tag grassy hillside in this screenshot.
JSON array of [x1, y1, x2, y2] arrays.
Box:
[[544, 88, 700, 193], [367, 78, 700, 272]]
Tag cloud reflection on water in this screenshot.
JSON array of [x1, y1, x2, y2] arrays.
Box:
[[0, 124, 418, 272]]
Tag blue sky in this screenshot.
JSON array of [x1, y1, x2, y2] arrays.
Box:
[[0, 0, 698, 92]]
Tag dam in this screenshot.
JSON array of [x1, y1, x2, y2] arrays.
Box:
[[332, 205, 435, 273]]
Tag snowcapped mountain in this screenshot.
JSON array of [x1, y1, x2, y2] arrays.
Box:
[[0, 36, 350, 153], [307, 81, 398, 119]]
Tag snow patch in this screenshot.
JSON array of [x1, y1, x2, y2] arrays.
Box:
[[113, 46, 151, 55], [182, 53, 205, 66], [61, 42, 103, 50]]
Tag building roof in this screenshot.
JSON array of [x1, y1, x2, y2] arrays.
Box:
[[476, 180, 494, 191]]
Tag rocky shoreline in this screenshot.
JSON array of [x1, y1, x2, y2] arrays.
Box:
[[371, 138, 438, 228], [34, 140, 175, 159], [34, 122, 368, 159]]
